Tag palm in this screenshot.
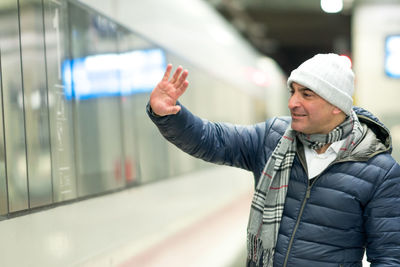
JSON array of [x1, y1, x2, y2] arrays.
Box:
[[150, 64, 189, 116]]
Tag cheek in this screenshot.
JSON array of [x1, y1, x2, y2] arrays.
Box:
[[311, 107, 333, 123], [305, 105, 326, 122]]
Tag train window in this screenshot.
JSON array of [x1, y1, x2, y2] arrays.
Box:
[[68, 3, 125, 197], [0, 53, 7, 216], [0, 0, 207, 218], [43, 0, 78, 202], [0, 0, 29, 213], [19, 0, 53, 208], [117, 30, 143, 186]]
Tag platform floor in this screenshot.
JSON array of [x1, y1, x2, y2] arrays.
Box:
[[0, 165, 370, 266], [0, 166, 254, 267]]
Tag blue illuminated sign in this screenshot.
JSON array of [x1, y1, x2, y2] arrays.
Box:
[[385, 35, 400, 79], [62, 48, 167, 100]]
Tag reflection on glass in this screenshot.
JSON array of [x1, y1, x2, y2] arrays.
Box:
[[44, 0, 77, 202], [0, 54, 8, 216], [117, 30, 148, 186], [69, 3, 125, 197], [62, 48, 166, 100], [0, 1, 29, 212], [0, 0, 194, 217], [19, 0, 53, 208]]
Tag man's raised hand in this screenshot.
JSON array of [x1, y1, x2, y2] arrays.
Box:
[[150, 64, 189, 116]]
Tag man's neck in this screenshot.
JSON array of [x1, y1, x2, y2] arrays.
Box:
[[315, 143, 331, 154]]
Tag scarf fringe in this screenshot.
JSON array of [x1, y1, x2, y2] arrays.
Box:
[[247, 233, 274, 267]]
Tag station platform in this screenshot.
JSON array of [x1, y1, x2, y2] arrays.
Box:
[[0, 164, 370, 266], [0, 166, 254, 267]]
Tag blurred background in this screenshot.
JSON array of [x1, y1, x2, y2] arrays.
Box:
[[0, 0, 399, 266]]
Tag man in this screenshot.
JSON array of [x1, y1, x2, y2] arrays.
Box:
[[147, 54, 400, 266]]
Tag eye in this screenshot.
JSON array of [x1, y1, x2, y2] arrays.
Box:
[[302, 90, 314, 98]]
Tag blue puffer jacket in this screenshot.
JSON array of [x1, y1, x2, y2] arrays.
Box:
[[147, 103, 400, 267]]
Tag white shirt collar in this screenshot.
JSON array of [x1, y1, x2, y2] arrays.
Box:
[[327, 139, 346, 154], [303, 139, 347, 179]]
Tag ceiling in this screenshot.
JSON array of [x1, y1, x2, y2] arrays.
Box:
[[206, 0, 354, 74], [0, 0, 353, 75]]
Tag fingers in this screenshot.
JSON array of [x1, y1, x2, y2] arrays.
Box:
[[170, 66, 183, 84], [168, 105, 181, 115], [162, 64, 189, 95], [176, 69, 188, 88], [162, 64, 173, 81], [177, 80, 189, 97]]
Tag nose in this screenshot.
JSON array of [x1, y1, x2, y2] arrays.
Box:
[[288, 92, 300, 110]]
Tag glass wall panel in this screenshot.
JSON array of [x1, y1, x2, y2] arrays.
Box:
[[68, 3, 124, 197], [117, 29, 141, 186], [0, 53, 8, 216], [43, 0, 77, 202], [120, 35, 170, 184], [0, 0, 249, 216], [0, 0, 29, 212], [19, 0, 53, 208]]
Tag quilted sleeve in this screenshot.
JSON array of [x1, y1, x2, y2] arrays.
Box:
[[364, 159, 400, 266], [146, 102, 267, 172]]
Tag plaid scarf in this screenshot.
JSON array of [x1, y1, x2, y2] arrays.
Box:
[[247, 110, 363, 267]]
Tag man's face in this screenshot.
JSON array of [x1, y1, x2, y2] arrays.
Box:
[[288, 82, 343, 134]]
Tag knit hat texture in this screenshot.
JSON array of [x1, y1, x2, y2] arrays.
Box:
[[287, 53, 354, 115]]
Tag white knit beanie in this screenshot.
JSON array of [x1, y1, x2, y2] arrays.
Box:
[[287, 53, 354, 115]]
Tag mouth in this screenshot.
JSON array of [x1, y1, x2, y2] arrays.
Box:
[[291, 113, 307, 119]]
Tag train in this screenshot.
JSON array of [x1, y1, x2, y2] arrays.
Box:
[[0, 0, 286, 216]]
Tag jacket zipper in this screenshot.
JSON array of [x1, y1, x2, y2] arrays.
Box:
[[282, 159, 359, 266], [282, 184, 311, 267], [282, 149, 311, 267], [282, 147, 343, 266], [282, 146, 337, 267]]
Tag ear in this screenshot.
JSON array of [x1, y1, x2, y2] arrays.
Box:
[[332, 106, 343, 115]]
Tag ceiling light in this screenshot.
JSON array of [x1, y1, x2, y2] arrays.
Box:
[[320, 0, 343, 13]]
